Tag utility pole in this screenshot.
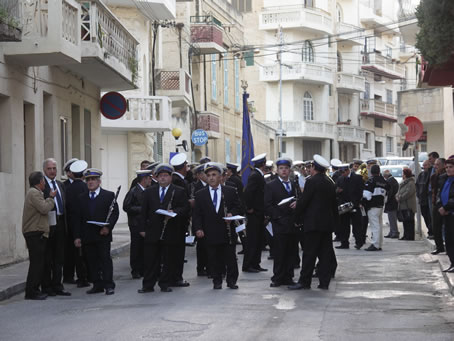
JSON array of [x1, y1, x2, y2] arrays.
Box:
[[278, 25, 284, 158]]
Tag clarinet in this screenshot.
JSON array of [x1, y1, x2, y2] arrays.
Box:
[[105, 186, 121, 224], [293, 175, 302, 200], [222, 191, 233, 245], [160, 189, 175, 240]]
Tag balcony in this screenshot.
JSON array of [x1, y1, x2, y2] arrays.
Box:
[[101, 96, 171, 132], [264, 120, 336, 140], [190, 16, 225, 54], [259, 5, 332, 35], [260, 62, 333, 85], [64, 0, 138, 91], [197, 111, 220, 139], [361, 52, 405, 80], [104, 0, 176, 20], [337, 73, 365, 93], [359, 2, 400, 34], [335, 22, 364, 45], [2, 0, 81, 65], [155, 69, 192, 107], [399, 44, 416, 59], [360, 99, 397, 122], [337, 125, 366, 144], [0, 0, 22, 42]]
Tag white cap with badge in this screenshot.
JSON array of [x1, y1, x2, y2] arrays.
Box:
[[313, 154, 330, 170], [70, 160, 88, 174]]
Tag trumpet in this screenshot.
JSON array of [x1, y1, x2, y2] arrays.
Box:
[[359, 163, 368, 182], [160, 189, 175, 240]]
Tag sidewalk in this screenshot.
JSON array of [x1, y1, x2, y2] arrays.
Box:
[[424, 238, 454, 295], [0, 224, 130, 301]]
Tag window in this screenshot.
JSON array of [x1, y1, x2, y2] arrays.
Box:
[[225, 137, 231, 162], [236, 140, 241, 164], [303, 92, 314, 121], [223, 53, 228, 107], [154, 132, 163, 162], [83, 109, 92, 167], [304, 0, 314, 8], [364, 82, 370, 99], [60, 117, 68, 176], [386, 136, 393, 153], [211, 54, 217, 101], [386, 46, 392, 58], [232, 0, 252, 13], [0, 95, 12, 173], [336, 3, 343, 22], [302, 40, 314, 63], [386, 89, 393, 104], [234, 56, 240, 112], [282, 141, 287, 153], [375, 119, 383, 128], [365, 132, 371, 149], [337, 51, 342, 72]]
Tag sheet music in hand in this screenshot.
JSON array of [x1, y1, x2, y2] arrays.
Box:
[[155, 209, 177, 218], [223, 215, 245, 221], [278, 196, 295, 206], [87, 221, 110, 227]]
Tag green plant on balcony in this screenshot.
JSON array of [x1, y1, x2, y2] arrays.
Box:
[[128, 57, 139, 84], [0, 5, 19, 29], [0, 4, 21, 42]]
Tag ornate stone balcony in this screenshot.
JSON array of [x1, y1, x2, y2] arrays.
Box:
[[264, 120, 337, 140], [337, 72, 365, 93], [360, 99, 397, 122], [337, 125, 366, 144], [155, 69, 192, 107], [260, 62, 333, 85], [335, 22, 364, 45], [190, 15, 225, 54], [197, 111, 220, 139], [362, 52, 406, 80]]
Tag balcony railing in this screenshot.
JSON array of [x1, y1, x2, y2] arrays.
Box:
[[101, 96, 171, 132], [155, 69, 192, 107], [190, 15, 225, 54], [361, 99, 397, 121], [337, 126, 366, 144], [337, 73, 365, 93], [362, 52, 405, 80], [259, 5, 332, 34], [260, 62, 333, 85], [335, 22, 364, 45], [197, 111, 220, 139], [264, 120, 336, 139]]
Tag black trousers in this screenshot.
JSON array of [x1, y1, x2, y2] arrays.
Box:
[[143, 242, 178, 289], [43, 218, 65, 292], [85, 241, 114, 289], [402, 217, 415, 240], [196, 237, 209, 273], [299, 231, 335, 288], [432, 207, 445, 251], [24, 233, 47, 296], [242, 212, 264, 270], [271, 233, 296, 284], [444, 215, 454, 266], [129, 226, 144, 275], [421, 204, 432, 235], [63, 224, 76, 280], [207, 244, 238, 286], [174, 242, 185, 283], [339, 209, 363, 246]]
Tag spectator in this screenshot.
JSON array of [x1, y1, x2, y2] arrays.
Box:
[[416, 160, 433, 238], [383, 170, 399, 239], [397, 168, 417, 240], [431, 158, 447, 254]]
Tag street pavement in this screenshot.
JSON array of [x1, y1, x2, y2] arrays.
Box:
[[0, 233, 453, 341]]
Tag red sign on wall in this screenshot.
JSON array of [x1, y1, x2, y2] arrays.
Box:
[[404, 116, 424, 142]]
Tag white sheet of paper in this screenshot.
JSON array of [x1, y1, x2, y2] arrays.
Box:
[[87, 221, 110, 227], [223, 215, 245, 221], [266, 222, 273, 236], [278, 196, 295, 206], [185, 236, 195, 244], [48, 211, 56, 226], [155, 209, 177, 218], [235, 223, 246, 233]]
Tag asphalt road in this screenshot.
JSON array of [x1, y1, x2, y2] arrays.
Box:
[[1, 237, 453, 341]]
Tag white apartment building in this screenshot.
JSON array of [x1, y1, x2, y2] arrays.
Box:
[[0, 0, 138, 264]]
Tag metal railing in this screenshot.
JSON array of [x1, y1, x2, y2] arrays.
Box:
[[363, 52, 406, 76], [190, 15, 222, 27], [361, 99, 396, 116]]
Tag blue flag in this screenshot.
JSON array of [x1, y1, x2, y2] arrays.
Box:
[[241, 92, 255, 186]]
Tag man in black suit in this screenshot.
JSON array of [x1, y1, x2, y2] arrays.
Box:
[[73, 168, 119, 295], [265, 158, 299, 287], [123, 169, 152, 279], [42, 158, 71, 297], [335, 163, 365, 249], [193, 163, 242, 289], [289, 155, 338, 290], [63, 160, 89, 287], [62, 158, 78, 191], [139, 164, 190, 293], [130, 160, 151, 190], [242, 153, 267, 273]]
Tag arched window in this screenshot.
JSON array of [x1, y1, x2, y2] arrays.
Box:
[[303, 92, 314, 121], [337, 51, 342, 72], [336, 3, 343, 22], [302, 40, 314, 63]]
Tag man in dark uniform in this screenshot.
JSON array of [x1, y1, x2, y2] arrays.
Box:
[[123, 169, 152, 279], [289, 155, 338, 290], [335, 163, 365, 249], [265, 157, 299, 287], [242, 153, 267, 273], [130, 160, 151, 189], [42, 158, 71, 297], [170, 153, 191, 287], [73, 168, 119, 295], [138, 164, 190, 293], [62, 158, 78, 191], [193, 163, 242, 289], [63, 160, 89, 287]]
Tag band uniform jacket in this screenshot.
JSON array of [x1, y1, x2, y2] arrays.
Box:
[[296, 173, 338, 233], [192, 185, 242, 245], [72, 188, 119, 243], [123, 184, 146, 230], [140, 184, 190, 244], [264, 178, 298, 235], [65, 179, 88, 238], [192, 180, 206, 197], [244, 169, 265, 214], [44, 179, 66, 224], [336, 173, 364, 208]]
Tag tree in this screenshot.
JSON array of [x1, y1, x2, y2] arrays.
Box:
[[415, 0, 454, 66]]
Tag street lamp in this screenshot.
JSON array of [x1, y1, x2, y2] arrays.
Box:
[[171, 127, 188, 153]]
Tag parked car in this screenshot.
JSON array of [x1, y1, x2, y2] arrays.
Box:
[[380, 165, 409, 184], [384, 156, 414, 166]]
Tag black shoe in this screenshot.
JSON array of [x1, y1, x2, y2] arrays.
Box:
[[160, 287, 172, 292], [63, 278, 76, 284], [431, 250, 444, 255], [442, 266, 454, 273], [237, 250, 244, 255], [131, 272, 141, 279], [44, 290, 57, 297], [77, 281, 90, 288], [25, 293, 47, 300], [213, 283, 222, 290], [227, 284, 239, 289], [283, 280, 297, 286], [354, 244, 363, 250], [399, 237, 408, 240], [255, 267, 268, 272], [317, 284, 329, 290], [105, 288, 115, 295], [270, 282, 281, 288], [197, 270, 208, 276], [55, 290, 71, 296], [288, 282, 310, 290], [390, 235, 399, 239], [364, 245, 380, 251], [242, 267, 260, 273], [86, 287, 104, 294], [384, 234, 392, 238], [171, 280, 190, 287], [335, 244, 349, 249], [138, 287, 154, 293]]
